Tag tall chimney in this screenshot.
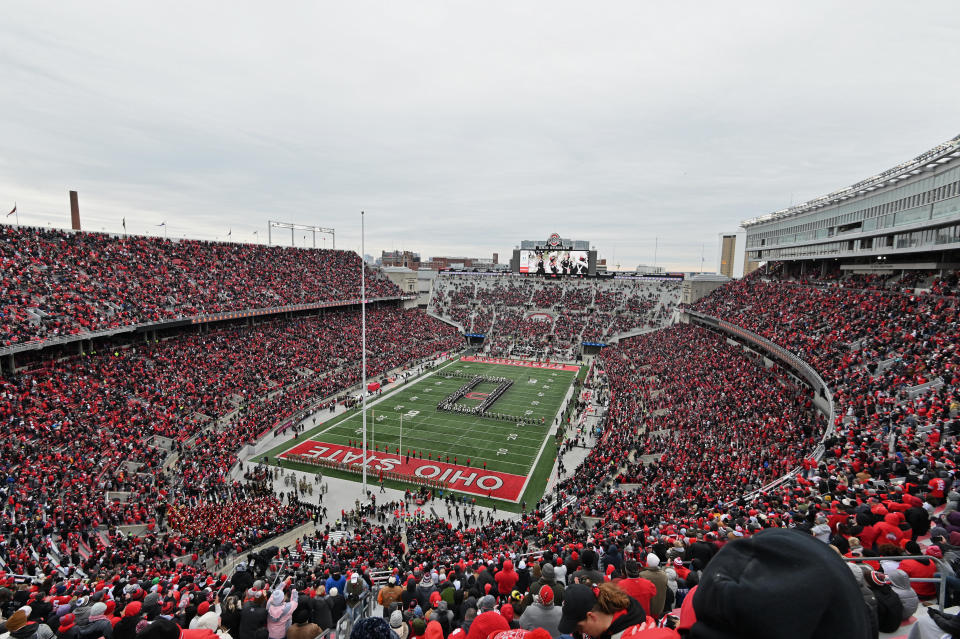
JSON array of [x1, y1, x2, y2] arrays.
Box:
[[69, 191, 81, 230]]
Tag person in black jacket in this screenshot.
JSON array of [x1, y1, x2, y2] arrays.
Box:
[[328, 588, 347, 625], [400, 579, 418, 611], [220, 596, 243, 639], [56, 614, 79, 639], [238, 594, 268, 639], [864, 571, 903, 633], [113, 602, 143, 639], [311, 590, 334, 630]]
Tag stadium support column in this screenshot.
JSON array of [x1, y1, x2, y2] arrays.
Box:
[[361, 211, 367, 495]]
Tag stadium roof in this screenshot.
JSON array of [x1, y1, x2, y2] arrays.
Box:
[[742, 133, 960, 228]]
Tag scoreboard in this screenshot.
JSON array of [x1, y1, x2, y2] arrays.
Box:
[[511, 233, 597, 277]]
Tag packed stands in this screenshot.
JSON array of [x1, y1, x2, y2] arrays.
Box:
[[3, 235, 960, 639], [430, 275, 680, 360], [0, 226, 401, 347], [0, 305, 460, 579]]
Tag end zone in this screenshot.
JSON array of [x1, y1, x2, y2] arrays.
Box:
[[460, 356, 579, 372], [279, 441, 527, 502]]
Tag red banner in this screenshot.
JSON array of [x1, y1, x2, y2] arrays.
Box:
[[460, 356, 579, 372], [279, 441, 527, 501]]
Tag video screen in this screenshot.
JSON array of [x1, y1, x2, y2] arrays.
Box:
[[519, 249, 589, 275]]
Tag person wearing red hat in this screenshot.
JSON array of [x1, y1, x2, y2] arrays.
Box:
[[114, 600, 143, 639], [57, 613, 79, 639], [190, 599, 221, 632], [518, 585, 562, 638]]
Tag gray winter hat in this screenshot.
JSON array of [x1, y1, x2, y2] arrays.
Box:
[[541, 563, 555, 581], [390, 611, 404, 628]]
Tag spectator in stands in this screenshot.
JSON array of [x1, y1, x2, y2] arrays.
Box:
[[524, 564, 563, 609], [679, 529, 872, 638], [517, 586, 561, 638], [390, 611, 409, 639], [286, 606, 319, 639], [898, 544, 938, 600], [238, 595, 268, 639], [465, 596, 508, 639], [378, 577, 404, 619], [494, 560, 519, 597], [5, 610, 55, 639], [613, 560, 656, 618], [557, 583, 652, 639], [636, 555, 667, 619]]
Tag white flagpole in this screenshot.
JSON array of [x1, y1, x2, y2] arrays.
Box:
[[361, 211, 367, 495]]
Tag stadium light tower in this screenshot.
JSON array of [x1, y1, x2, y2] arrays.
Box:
[[267, 221, 335, 248]]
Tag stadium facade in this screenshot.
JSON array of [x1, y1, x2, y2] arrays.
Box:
[[742, 134, 960, 267]]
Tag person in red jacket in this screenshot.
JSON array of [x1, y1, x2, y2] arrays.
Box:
[[898, 544, 938, 599], [494, 560, 519, 597], [614, 560, 657, 617]]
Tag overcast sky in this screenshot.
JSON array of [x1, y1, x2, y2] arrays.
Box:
[[2, 2, 958, 271]]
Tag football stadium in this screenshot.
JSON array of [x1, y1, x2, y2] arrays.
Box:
[[3, 6, 960, 639]]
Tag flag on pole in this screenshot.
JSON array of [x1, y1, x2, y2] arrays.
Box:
[[122, 217, 126, 232], [157, 221, 166, 226], [6, 203, 15, 217], [228, 228, 232, 238]]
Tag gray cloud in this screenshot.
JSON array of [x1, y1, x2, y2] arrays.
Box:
[[1, 1, 958, 270]]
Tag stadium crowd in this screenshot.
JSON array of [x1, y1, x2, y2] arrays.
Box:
[[0, 227, 400, 347], [4, 247, 960, 639], [431, 276, 679, 361], [0, 303, 460, 580]]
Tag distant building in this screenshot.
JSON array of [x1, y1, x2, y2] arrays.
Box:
[[381, 266, 418, 294], [381, 250, 421, 269], [717, 230, 749, 278], [635, 264, 665, 275], [741, 133, 960, 265], [421, 253, 501, 271], [681, 273, 730, 305]]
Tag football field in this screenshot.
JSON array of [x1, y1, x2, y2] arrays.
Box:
[[267, 357, 580, 504]]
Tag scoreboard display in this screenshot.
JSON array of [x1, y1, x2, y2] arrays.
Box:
[[518, 249, 589, 275], [512, 233, 597, 277]]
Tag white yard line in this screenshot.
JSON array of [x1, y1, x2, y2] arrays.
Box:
[[272, 358, 580, 499], [272, 358, 460, 458], [515, 365, 582, 500]]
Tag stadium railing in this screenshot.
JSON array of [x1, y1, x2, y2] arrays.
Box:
[[0, 296, 409, 359], [845, 555, 952, 612]]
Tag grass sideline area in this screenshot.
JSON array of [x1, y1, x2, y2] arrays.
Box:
[[262, 358, 581, 511]]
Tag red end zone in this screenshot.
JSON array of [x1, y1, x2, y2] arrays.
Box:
[[460, 356, 579, 372], [279, 441, 527, 502]]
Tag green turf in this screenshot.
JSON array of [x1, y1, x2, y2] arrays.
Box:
[[263, 358, 579, 508]]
